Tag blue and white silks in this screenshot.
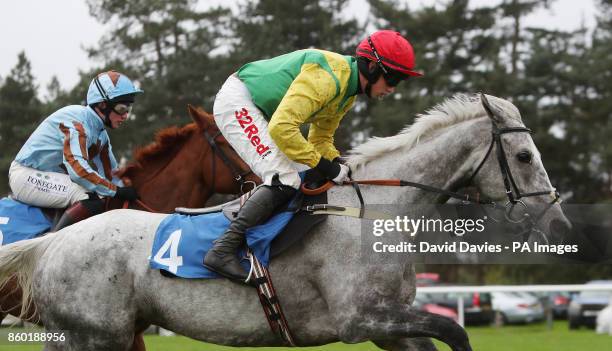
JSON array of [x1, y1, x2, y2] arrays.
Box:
[[14, 105, 121, 197]]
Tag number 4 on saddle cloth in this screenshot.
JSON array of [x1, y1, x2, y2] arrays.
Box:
[[149, 175, 328, 279], [0, 197, 53, 246]]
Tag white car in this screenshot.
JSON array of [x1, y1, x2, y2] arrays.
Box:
[[492, 292, 544, 324]]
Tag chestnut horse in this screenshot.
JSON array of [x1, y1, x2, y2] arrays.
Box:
[[115, 104, 258, 212], [0, 104, 259, 349]]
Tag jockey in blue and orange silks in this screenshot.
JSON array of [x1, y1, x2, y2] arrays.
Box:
[[8, 70, 143, 231], [204, 30, 423, 283]]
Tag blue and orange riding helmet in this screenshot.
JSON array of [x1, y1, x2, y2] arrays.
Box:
[[86, 70, 143, 105]]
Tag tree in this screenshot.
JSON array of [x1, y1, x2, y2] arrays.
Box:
[[585, 0, 612, 201], [498, 0, 551, 75], [85, 0, 234, 158], [230, 0, 362, 152], [0, 52, 43, 195], [366, 0, 612, 282], [520, 27, 600, 201], [365, 0, 498, 137], [231, 0, 361, 60], [42, 76, 78, 115]]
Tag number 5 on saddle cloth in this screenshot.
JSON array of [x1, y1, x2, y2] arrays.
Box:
[[0, 197, 53, 246]]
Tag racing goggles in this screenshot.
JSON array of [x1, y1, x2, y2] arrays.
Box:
[[367, 36, 409, 87], [112, 103, 132, 115], [382, 69, 409, 87]]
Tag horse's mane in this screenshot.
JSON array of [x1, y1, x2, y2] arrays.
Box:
[[347, 93, 521, 168], [132, 123, 199, 165]]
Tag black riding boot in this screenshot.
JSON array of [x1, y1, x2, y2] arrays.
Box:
[[203, 185, 295, 283], [52, 198, 105, 232]]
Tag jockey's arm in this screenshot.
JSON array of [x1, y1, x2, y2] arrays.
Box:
[[91, 132, 124, 187], [59, 122, 118, 197], [267, 65, 340, 168], [308, 116, 341, 162]]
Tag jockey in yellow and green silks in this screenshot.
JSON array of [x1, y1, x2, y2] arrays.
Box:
[[204, 30, 424, 283], [9, 70, 143, 231]]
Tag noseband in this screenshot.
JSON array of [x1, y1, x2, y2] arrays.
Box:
[[203, 129, 256, 194]]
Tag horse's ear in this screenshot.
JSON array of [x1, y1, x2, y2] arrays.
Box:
[[480, 93, 503, 126], [187, 104, 213, 130]]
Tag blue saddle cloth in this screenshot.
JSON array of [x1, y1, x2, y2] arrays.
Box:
[[149, 209, 295, 278], [0, 197, 53, 246]]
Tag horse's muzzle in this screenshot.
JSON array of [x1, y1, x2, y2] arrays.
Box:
[[548, 218, 572, 245]]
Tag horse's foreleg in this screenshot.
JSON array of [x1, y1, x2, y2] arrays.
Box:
[[373, 338, 438, 351], [338, 304, 470, 351], [130, 332, 146, 351]]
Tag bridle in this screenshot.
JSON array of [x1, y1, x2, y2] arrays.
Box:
[[202, 129, 256, 195], [460, 94, 561, 241], [468, 94, 560, 223], [464, 122, 560, 214], [401, 93, 561, 222], [306, 94, 562, 241], [332, 118, 561, 221]]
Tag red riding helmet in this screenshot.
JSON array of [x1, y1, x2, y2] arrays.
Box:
[[356, 30, 423, 78]]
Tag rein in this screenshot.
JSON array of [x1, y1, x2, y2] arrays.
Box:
[[302, 179, 498, 205], [133, 199, 161, 213], [106, 198, 163, 213], [301, 96, 561, 240], [203, 129, 256, 194]]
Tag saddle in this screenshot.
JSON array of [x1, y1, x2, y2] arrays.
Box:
[[175, 170, 329, 258]]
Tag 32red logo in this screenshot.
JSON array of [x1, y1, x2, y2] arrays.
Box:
[[234, 108, 271, 158]]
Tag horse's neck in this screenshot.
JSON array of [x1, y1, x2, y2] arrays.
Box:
[[131, 137, 209, 212], [352, 117, 489, 205]]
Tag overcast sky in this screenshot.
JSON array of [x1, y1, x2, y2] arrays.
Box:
[[0, 0, 597, 97]]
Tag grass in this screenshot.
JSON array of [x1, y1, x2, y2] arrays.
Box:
[[433, 321, 612, 351], [1, 321, 610, 350]]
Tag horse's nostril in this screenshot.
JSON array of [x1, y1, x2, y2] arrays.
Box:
[[549, 219, 571, 244]]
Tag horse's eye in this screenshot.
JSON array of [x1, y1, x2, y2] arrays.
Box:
[[517, 150, 532, 164]]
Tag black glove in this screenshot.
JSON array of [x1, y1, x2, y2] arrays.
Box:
[[314, 157, 341, 180], [114, 186, 139, 201]]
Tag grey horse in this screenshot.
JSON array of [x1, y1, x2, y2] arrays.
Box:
[[0, 94, 570, 351]]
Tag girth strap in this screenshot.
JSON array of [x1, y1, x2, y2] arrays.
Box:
[[303, 204, 393, 220], [350, 180, 365, 218], [246, 249, 296, 346]]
